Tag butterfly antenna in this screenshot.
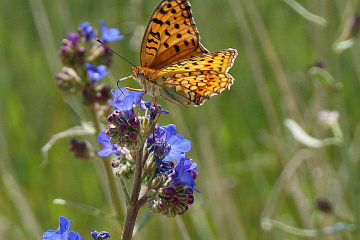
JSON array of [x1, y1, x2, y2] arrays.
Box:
[[96, 38, 137, 68]]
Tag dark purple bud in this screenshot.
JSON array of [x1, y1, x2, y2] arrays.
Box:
[[316, 198, 332, 213], [315, 59, 325, 69], [129, 117, 140, 128], [128, 131, 138, 141], [100, 84, 110, 93], [190, 171, 198, 180], [170, 197, 180, 206], [187, 194, 194, 205], [184, 188, 193, 195], [163, 187, 176, 197], [159, 200, 168, 209], [107, 114, 115, 123], [69, 138, 89, 158], [111, 159, 120, 168], [59, 45, 69, 55], [69, 138, 78, 150], [119, 123, 128, 133]]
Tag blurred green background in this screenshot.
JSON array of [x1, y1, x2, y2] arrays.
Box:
[[1, 0, 360, 239]]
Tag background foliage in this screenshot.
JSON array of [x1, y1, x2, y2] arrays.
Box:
[[1, 0, 360, 239]]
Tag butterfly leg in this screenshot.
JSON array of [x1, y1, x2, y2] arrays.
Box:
[[152, 97, 162, 124], [151, 97, 162, 141], [134, 91, 147, 116]]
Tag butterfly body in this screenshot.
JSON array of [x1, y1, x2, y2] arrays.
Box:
[[131, 0, 237, 107]]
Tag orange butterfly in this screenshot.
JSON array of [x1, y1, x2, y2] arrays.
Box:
[[131, 0, 237, 108]]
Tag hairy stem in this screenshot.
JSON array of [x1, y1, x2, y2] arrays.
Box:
[[121, 195, 148, 240], [121, 147, 145, 239]]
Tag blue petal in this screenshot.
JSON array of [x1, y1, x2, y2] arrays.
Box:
[[100, 20, 124, 43], [79, 22, 97, 39], [68, 231, 83, 240], [85, 63, 108, 82], [97, 132, 120, 157], [43, 230, 56, 239], [172, 158, 200, 192], [58, 216, 71, 234]]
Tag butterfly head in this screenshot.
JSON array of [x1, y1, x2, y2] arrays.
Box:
[[132, 67, 145, 80], [132, 67, 149, 91]]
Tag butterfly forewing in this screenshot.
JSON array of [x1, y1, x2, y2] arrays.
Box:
[[153, 49, 237, 107], [140, 0, 209, 69], [132, 0, 237, 108]]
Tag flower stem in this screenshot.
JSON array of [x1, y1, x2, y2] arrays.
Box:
[[121, 196, 148, 240], [89, 104, 123, 221], [121, 147, 146, 239]]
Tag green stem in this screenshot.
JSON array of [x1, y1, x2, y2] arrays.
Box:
[[121, 147, 145, 239], [89, 104, 123, 221], [121, 195, 148, 240]]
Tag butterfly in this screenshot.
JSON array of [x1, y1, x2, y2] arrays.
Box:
[[130, 0, 237, 108]]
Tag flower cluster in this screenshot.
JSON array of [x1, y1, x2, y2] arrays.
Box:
[[98, 87, 199, 216], [69, 138, 92, 159], [56, 20, 123, 105], [43, 216, 110, 240]]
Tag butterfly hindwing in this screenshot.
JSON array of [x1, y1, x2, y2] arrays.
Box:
[[153, 49, 238, 107], [140, 0, 209, 69]]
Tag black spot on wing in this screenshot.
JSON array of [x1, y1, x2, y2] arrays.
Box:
[[174, 45, 180, 52], [149, 30, 160, 40], [152, 18, 164, 26]]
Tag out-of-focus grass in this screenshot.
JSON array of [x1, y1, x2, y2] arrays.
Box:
[[1, 0, 360, 239]]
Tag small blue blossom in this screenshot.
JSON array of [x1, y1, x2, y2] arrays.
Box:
[[85, 63, 108, 83], [98, 131, 121, 157], [78, 22, 97, 40], [109, 87, 144, 112], [91, 230, 111, 240], [171, 158, 199, 193], [141, 101, 169, 121], [148, 124, 191, 163], [100, 20, 124, 43], [43, 216, 82, 240]]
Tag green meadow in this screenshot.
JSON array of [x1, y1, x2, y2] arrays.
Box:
[[1, 0, 360, 239]]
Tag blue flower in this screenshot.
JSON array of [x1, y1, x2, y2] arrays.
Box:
[[85, 63, 108, 83], [91, 230, 111, 240], [147, 124, 191, 174], [149, 124, 191, 162], [43, 216, 82, 240], [171, 158, 200, 193], [100, 20, 124, 43], [78, 22, 97, 40], [109, 87, 144, 112], [141, 101, 169, 121], [98, 131, 120, 157]]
